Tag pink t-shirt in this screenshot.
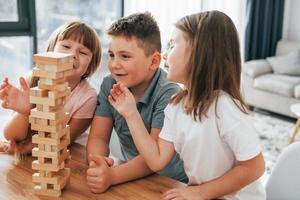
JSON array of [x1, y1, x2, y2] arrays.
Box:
[[65, 80, 97, 119]]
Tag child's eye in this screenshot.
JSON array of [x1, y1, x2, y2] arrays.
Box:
[[109, 53, 114, 58], [62, 45, 70, 49], [80, 51, 88, 55], [121, 55, 130, 59]]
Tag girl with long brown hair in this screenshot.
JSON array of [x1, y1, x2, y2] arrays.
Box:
[[109, 11, 265, 200]]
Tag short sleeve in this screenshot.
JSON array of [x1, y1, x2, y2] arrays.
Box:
[[94, 76, 115, 117], [151, 85, 179, 129], [217, 96, 262, 161], [159, 104, 176, 142], [72, 94, 97, 119]]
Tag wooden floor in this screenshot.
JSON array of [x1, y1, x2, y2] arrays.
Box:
[[0, 143, 186, 199]]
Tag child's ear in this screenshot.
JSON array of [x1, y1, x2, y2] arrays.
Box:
[[150, 52, 161, 70]]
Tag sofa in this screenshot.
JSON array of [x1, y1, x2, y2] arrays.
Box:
[[241, 40, 300, 118]]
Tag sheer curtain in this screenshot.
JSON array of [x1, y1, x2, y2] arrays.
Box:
[[124, 0, 246, 57]]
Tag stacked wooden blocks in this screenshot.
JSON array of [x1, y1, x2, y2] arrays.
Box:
[[29, 52, 73, 197]]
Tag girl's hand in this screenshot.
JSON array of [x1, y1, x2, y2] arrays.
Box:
[[108, 82, 138, 119], [162, 186, 207, 200], [0, 77, 31, 115]]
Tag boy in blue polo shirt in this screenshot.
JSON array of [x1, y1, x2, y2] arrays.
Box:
[[86, 12, 187, 193]]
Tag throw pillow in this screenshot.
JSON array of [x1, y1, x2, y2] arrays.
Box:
[[266, 50, 300, 75]]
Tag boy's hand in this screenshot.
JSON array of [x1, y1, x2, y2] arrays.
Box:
[[108, 83, 138, 118], [86, 154, 115, 193], [0, 77, 31, 115]]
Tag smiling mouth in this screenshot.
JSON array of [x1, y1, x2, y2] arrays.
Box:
[[115, 74, 128, 76]]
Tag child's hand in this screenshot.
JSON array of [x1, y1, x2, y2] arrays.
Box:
[[162, 186, 207, 200], [0, 77, 31, 115], [86, 154, 115, 193], [0, 140, 17, 154], [108, 83, 138, 118]]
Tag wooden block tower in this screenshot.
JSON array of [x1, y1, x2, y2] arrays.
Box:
[[29, 52, 73, 197]]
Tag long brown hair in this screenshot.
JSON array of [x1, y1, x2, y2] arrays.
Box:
[[170, 10, 248, 120], [30, 21, 101, 87]]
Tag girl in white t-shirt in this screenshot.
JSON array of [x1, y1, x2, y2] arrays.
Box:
[[108, 11, 266, 200], [0, 21, 101, 154]]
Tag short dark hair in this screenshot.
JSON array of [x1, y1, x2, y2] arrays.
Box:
[[107, 12, 161, 56]]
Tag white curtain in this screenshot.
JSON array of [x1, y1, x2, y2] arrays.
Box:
[[124, 0, 246, 58]]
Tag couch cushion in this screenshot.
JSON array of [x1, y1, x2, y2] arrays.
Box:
[[267, 50, 300, 75], [243, 60, 273, 78], [254, 74, 300, 97]]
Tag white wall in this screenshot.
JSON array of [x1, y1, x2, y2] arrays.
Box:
[[283, 0, 300, 41]]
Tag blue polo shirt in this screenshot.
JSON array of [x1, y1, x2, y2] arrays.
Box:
[[95, 68, 187, 182]]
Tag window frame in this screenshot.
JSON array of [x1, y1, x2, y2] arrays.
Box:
[[0, 0, 37, 52]]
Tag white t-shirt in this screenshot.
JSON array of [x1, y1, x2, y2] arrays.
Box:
[[159, 93, 266, 200]]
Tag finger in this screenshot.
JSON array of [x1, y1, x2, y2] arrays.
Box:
[[86, 175, 100, 184], [19, 77, 29, 91], [104, 157, 114, 167], [1, 100, 9, 109], [0, 89, 8, 100], [108, 95, 116, 106], [162, 189, 179, 199], [86, 167, 99, 177], [89, 154, 107, 166], [119, 83, 131, 95], [89, 160, 96, 168], [110, 88, 119, 100]]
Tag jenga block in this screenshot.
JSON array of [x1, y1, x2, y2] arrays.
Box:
[[33, 67, 65, 79], [39, 77, 65, 86], [32, 147, 58, 158], [30, 95, 64, 106], [33, 185, 61, 197], [33, 52, 73, 66], [50, 126, 70, 139], [31, 122, 65, 133], [30, 114, 69, 127], [32, 134, 60, 145], [48, 87, 71, 99], [30, 87, 48, 97], [36, 62, 73, 72], [32, 160, 60, 171], [38, 81, 68, 92], [32, 170, 69, 185], [49, 113, 70, 126], [30, 108, 66, 120]]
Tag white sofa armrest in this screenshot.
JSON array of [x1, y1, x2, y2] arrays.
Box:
[[242, 59, 273, 78]]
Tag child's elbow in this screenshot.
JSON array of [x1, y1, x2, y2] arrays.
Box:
[[148, 161, 165, 172], [251, 153, 266, 180]]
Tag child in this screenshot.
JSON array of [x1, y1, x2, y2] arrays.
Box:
[[109, 11, 266, 200], [0, 21, 101, 154], [86, 12, 187, 193]]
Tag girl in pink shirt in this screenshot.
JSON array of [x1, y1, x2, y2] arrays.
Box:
[[0, 21, 101, 154]]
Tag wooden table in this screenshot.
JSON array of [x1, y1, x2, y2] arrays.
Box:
[[0, 143, 185, 200]]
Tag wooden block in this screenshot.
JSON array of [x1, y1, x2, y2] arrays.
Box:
[[30, 87, 48, 97], [30, 108, 66, 120], [36, 62, 73, 72], [33, 185, 61, 197], [33, 52, 73, 66], [33, 67, 65, 79], [48, 87, 71, 99], [32, 147, 58, 158], [32, 134, 60, 145], [32, 172, 66, 185], [30, 114, 69, 127], [31, 122, 65, 133], [38, 81, 68, 92], [39, 77, 65, 86], [32, 160, 60, 172], [30, 95, 65, 107]]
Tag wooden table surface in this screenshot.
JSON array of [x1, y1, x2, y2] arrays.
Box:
[[0, 143, 186, 200]]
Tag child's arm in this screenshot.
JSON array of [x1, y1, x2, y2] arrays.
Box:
[[108, 83, 175, 171], [1, 77, 31, 141], [163, 153, 265, 200], [86, 115, 114, 160], [68, 118, 92, 142]]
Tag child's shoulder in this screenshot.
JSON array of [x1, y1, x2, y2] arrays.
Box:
[[75, 80, 97, 97]]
